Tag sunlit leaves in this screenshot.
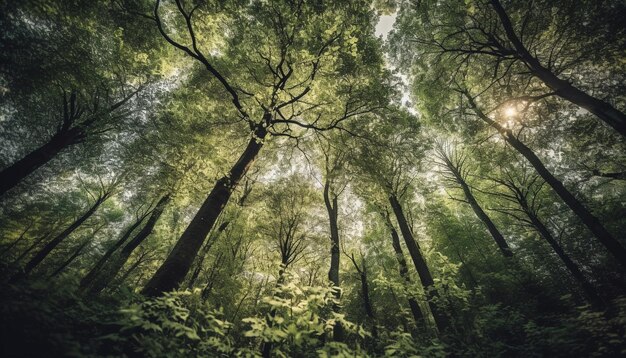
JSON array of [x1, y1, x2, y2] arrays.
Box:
[[241, 275, 368, 356]]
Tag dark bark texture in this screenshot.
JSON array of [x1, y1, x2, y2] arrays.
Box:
[[388, 194, 450, 333], [86, 194, 170, 295], [0, 128, 83, 197], [142, 126, 267, 297], [323, 178, 344, 342], [80, 213, 148, 289], [385, 215, 426, 325], [513, 194, 604, 308], [13, 192, 108, 280], [466, 94, 626, 269], [490, 0, 626, 137], [442, 156, 513, 257]]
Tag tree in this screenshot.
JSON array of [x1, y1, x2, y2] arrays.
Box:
[[380, 209, 426, 326], [391, 0, 626, 136], [11, 183, 114, 281], [255, 175, 319, 357], [434, 141, 513, 257], [0, 89, 140, 198], [388, 192, 450, 333], [462, 90, 626, 269], [346, 251, 377, 337], [321, 142, 348, 341], [79, 203, 153, 290], [141, 0, 388, 296], [487, 0, 626, 136], [0, 0, 161, 198], [348, 108, 451, 334], [486, 163, 603, 307], [49, 224, 106, 278], [83, 194, 171, 295], [1, 1, 626, 356]]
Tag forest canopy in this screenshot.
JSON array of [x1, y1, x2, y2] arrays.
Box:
[[0, 0, 625, 357]]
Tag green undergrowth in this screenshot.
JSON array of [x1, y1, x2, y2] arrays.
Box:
[[1, 277, 625, 357]]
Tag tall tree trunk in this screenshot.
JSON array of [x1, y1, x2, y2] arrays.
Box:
[[189, 189, 247, 289], [187, 221, 230, 289], [0, 89, 139, 198], [201, 252, 225, 301], [388, 194, 450, 334], [85, 195, 170, 295], [490, 0, 626, 137], [323, 178, 344, 341], [49, 237, 93, 278], [444, 159, 513, 257], [447, 236, 478, 288], [465, 94, 626, 269], [324, 181, 341, 289], [142, 125, 267, 297], [79, 213, 148, 289], [358, 264, 375, 321], [0, 128, 82, 197], [347, 254, 377, 338], [11, 232, 52, 266], [12, 193, 108, 280], [524, 209, 603, 308], [0, 222, 33, 258], [383, 214, 426, 325], [113, 252, 148, 289]]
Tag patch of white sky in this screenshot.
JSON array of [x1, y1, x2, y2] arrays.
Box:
[[375, 12, 415, 114], [375, 13, 450, 224], [375, 13, 397, 40], [376, 12, 463, 206], [257, 14, 417, 246]]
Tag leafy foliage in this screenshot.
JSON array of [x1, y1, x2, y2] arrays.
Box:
[[1, 0, 625, 357]]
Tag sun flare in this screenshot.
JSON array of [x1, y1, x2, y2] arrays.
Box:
[[504, 106, 517, 118], [1, 0, 624, 356]]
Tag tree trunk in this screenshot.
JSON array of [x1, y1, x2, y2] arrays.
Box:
[[324, 181, 341, 288], [85, 195, 170, 295], [142, 125, 266, 297], [353, 257, 377, 339], [384, 214, 426, 325], [388, 194, 450, 333], [0, 128, 82, 197], [466, 94, 626, 269], [11, 232, 51, 266], [0, 222, 33, 258], [490, 0, 626, 137], [187, 221, 230, 289], [448, 237, 478, 288], [49, 238, 92, 278], [358, 265, 375, 320], [525, 210, 603, 308], [201, 252, 225, 301], [113, 252, 148, 289], [323, 178, 344, 341], [445, 161, 513, 257], [346, 254, 377, 333], [80, 214, 148, 289], [12, 193, 107, 280]]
